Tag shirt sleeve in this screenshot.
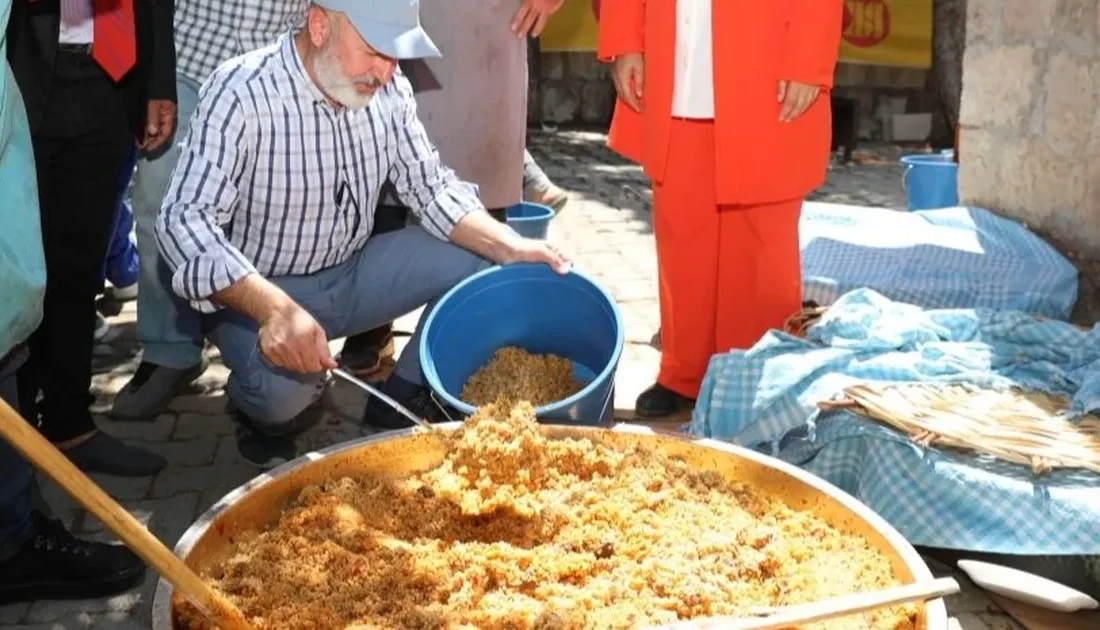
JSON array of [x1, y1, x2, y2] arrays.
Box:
[[385, 75, 482, 241], [155, 74, 257, 313]]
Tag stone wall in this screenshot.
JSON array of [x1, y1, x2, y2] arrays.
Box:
[[959, 0, 1100, 321], [529, 52, 616, 126], [529, 52, 931, 140]]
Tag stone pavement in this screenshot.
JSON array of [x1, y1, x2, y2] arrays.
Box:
[[0, 132, 1024, 629]]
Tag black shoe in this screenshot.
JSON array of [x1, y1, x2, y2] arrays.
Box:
[[338, 325, 396, 379], [0, 512, 146, 604], [362, 378, 455, 430], [634, 383, 695, 419], [111, 359, 208, 421]]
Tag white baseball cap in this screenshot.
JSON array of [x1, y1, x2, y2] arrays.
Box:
[[311, 0, 441, 59]]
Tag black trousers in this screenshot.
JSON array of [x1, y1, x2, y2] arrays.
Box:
[[17, 51, 134, 443]]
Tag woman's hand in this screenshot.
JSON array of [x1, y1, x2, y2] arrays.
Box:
[[777, 80, 821, 123]]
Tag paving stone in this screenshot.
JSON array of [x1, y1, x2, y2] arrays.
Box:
[[150, 462, 256, 501], [87, 474, 152, 502], [952, 612, 996, 630], [0, 604, 29, 624], [94, 414, 176, 443], [79, 494, 200, 552], [212, 435, 242, 466], [150, 439, 221, 467], [166, 394, 227, 416], [171, 412, 233, 441]]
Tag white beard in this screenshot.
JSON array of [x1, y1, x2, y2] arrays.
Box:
[[312, 50, 375, 110]]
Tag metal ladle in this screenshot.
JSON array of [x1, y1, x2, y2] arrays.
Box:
[[331, 368, 437, 431]]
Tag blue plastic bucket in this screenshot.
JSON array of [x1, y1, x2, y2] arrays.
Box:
[[505, 202, 555, 240], [419, 263, 624, 425], [901, 153, 959, 211]]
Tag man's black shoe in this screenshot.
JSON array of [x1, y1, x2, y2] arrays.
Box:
[[362, 378, 456, 430], [0, 512, 146, 604]]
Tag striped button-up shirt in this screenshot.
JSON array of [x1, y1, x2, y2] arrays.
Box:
[[156, 33, 483, 313], [174, 0, 307, 87]]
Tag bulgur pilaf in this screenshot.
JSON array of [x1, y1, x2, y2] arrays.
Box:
[[175, 402, 919, 630], [461, 347, 581, 407]]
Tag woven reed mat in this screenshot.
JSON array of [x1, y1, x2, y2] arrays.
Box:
[[783, 304, 1090, 339], [819, 383, 1100, 475]]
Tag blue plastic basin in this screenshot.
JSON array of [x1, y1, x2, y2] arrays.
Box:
[[419, 263, 624, 425], [505, 202, 555, 240], [901, 153, 959, 211]]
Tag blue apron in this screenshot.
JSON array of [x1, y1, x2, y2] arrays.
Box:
[[0, 0, 47, 361]]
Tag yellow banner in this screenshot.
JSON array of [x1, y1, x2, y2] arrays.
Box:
[[538, 0, 932, 70], [538, 0, 600, 54], [840, 0, 932, 69]]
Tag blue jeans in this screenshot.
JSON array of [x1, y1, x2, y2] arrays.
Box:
[[0, 349, 34, 562], [207, 227, 488, 434], [101, 147, 139, 288], [129, 76, 204, 369]]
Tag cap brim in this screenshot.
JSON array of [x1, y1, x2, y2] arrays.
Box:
[[345, 18, 441, 60]]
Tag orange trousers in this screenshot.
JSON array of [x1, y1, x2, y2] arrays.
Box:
[[653, 118, 803, 398]]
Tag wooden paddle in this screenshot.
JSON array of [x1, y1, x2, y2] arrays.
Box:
[[0, 397, 255, 630], [648, 577, 960, 629]]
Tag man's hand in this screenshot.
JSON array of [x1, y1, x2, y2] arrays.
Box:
[[612, 53, 644, 112], [449, 210, 572, 275], [258, 303, 338, 374], [501, 237, 572, 274], [139, 99, 177, 152], [212, 274, 337, 374], [511, 0, 565, 38], [777, 80, 821, 123]]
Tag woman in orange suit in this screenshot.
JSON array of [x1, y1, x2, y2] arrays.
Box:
[[598, 0, 843, 418]]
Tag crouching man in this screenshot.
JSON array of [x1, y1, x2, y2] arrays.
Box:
[[156, 0, 569, 468]]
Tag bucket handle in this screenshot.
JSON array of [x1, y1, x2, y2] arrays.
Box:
[[902, 163, 912, 192], [428, 390, 461, 424]]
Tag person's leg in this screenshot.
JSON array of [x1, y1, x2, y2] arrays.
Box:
[[0, 350, 35, 564], [112, 76, 207, 420], [332, 227, 490, 428], [27, 52, 166, 475], [637, 118, 720, 418], [336, 227, 490, 386], [209, 229, 486, 463], [336, 202, 409, 380], [103, 147, 139, 299], [0, 349, 146, 603], [105, 200, 140, 299], [521, 149, 569, 212], [715, 199, 803, 351]]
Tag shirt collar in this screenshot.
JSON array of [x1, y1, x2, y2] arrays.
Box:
[[279, 32, 334, 108]]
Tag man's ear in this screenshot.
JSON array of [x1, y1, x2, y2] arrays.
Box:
[[306, 5, 333, 48]]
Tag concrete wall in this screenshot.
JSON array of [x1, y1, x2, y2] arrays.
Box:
[[959, 0, 1100, 263]]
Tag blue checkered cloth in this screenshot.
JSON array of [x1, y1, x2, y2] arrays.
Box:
[[801, 203, 1078, 320], [689, 289, 1100, 555]]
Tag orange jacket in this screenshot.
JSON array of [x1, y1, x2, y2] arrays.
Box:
[[597, 0, 843, 205]]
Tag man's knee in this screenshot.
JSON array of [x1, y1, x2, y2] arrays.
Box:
[[227, 367, 326, 435]]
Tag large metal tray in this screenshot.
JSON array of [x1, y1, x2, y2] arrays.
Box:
[[151, 423, 949, 629]]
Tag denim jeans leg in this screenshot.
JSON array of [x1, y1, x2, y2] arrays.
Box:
[[100, 146, 138, 288], [0, 349, 36, 562], [129, 76, 204, 369]]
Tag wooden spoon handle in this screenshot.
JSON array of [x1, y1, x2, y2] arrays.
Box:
[[649, 577, 959, 629], [0, 398, 255, 630]]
